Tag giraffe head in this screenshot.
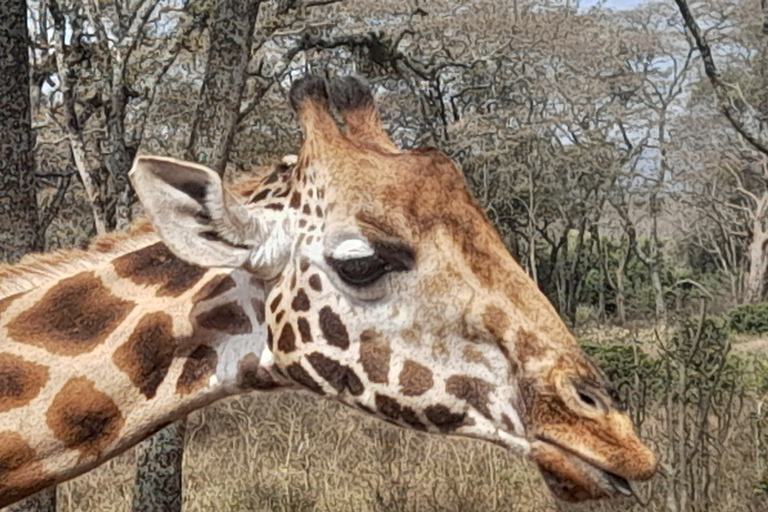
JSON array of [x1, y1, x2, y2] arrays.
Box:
[[130, 75, 656, 501]]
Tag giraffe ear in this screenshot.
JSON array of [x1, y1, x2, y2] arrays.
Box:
[[129, 156, 263, 268]]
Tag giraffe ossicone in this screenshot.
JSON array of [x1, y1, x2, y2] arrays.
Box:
[[0, 74, 656, 506]]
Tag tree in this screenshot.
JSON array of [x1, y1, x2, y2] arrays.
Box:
[[0, 0, 42, 263]]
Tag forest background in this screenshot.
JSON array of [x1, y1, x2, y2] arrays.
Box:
[[2, 0, 768, 510]]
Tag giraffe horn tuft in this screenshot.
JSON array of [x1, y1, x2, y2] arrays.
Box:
[[289, 75, 330, 112], [329, 75, 374, 113], [329, 75, 400, 153]]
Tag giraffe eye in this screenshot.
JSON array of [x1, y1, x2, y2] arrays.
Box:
[[330, 255, 390, 286], [577, 391, 597, 408], [572, 386, 608, 413], [327, 239, 414, 288]]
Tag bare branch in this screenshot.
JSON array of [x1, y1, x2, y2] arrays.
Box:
[[673, 0, 768, 157]]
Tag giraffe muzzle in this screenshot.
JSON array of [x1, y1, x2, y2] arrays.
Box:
[[530, 435, 654, 502]]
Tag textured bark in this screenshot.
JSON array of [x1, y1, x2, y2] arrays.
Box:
[[186, 0, 264, 174], [744, 194, 768, 304], [132, 422, 186, 512], [0, 0, 42, 263], [132, 2, 263, 511]]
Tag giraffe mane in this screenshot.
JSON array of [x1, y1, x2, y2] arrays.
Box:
[[0, 174, 266, 296]]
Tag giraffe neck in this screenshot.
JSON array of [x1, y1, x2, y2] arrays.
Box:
[[0, 234, 284, 506]]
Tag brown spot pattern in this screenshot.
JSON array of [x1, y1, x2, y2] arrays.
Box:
[[251, 298, 266, 324], [193, 275, 236, 303], [113, 242, 206, 297], [237, 353, 280, 390], [197, 302, 252, 335], [0, 430, 49, 502], [0, 430, 36, 477], [7, 272, 134, 356], [277, 323, 297, 352], [446, 375, 495, 419], [113, 312, 177, 399], [400, 406, 427, 431], [308, 274, 322, 291], [424, 404, 466, 432], [398, 360, 433, 396], [250, 188, 271, 203], [375, 393, 402, 420], [291, 289, 310, 311], [46, 377, 124, 456], [371, 395, 424, 429], [517, 328, 549, 362], [0, 353, 49, 413], [286, 363, 324, 395], [289, 192, 302, 209], [270, 293, 283, 313], [306, 352, 364, 396], [176, 345, 218, 395], [462, 345, 491, 368], [482, 304, 510, 340], [358, 329, 391, 384], [319, 306, 349, 349], [297, 317, 313, 343]]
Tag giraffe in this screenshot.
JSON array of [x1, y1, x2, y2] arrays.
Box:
[[0, 75, 656, 507]]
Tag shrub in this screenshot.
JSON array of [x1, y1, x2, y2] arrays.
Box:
[[727, 302, 768, 334]]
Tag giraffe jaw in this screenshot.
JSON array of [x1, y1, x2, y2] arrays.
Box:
[[530, 437, 638, 502]]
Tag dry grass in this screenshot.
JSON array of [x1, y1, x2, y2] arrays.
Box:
[[58, 391, 560, 512]]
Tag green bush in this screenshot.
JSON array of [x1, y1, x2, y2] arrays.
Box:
[[580, 342, 665, 400], [727, 302, 768, 334]]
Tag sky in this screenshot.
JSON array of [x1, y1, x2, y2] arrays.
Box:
[[580, 0, 650, 9]]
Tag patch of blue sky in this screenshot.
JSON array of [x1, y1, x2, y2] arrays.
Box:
[[579, 0, 656, 10]]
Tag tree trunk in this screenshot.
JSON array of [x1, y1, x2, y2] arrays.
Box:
[[132, 422, 186, 512], [132, 2, 263, 511], [744, 231, 768, 304], [744, 193, 768, 304], [0, 0, 42, 263], [2, 1, 56, 508], [186, 0, 264, 174]]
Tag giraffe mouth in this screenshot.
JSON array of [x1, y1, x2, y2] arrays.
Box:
[[531, 436, 635, 501]]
